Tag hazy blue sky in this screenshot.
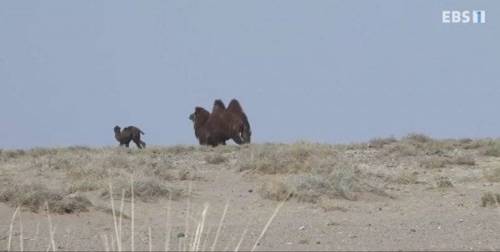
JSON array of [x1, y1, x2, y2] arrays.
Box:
[[0, 0, 499, 148]]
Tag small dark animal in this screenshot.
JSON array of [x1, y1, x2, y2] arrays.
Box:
[[114, 125, 146, 149], [189, 99, 251, 146]]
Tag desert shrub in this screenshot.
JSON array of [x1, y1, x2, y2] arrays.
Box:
[[258, 179, 293, 201], [294, 175, 335, 203], [0, 183, 92, 214], [481, 192, 500, 207], [294, 167, 384, 202], [396, 171, 419, 185], [258, 163, 387, 203], [436, 176, 453, 188], [238, 143, 325, 174], [102, 178, 184, 202]]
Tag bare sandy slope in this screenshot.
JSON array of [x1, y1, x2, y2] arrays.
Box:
[[2, 136, 500, 251]]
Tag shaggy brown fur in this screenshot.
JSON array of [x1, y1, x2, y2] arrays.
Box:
[[114, 125, 146, 149], [189, 99, 252, 146], [189, 107, 213, 145], [226, 99, 252, 144], [189, 101, 228, 146]]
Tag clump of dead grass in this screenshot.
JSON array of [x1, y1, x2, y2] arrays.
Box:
[[238, 143, 333, 174], [481, 192, 500, 207], [0, 183, 92, 214], [436, 176, 453, 188], [395, 171, 419, 185], [258, 179, 293, 201], [101, 178, 184, 202], [257, 159, 388, 203]]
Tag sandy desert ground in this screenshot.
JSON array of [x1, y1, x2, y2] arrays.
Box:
[[2, 134, 500, 251]]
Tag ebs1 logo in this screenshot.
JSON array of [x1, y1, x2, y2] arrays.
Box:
[[442, 10, 486, 24]]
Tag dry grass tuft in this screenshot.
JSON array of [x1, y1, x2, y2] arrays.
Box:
[[239, 143, 389, 203], [238, 143, 333, 174], [0, 183, 92, 214], [481, 192, 500, 207], [396, 171, 419, 185], [436, 177, 453, 188], [258, 179, 293, 201], [101, 178, 184, 202], [257, 161, 387, 203]]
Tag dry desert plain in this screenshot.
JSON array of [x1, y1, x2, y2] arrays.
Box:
[[2, 134, 500, 251]]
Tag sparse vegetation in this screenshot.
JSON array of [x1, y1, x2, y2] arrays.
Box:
[[396, 171, 419, 185], [0, 137, 493, 214], [482, 141, 500, 157], [0, 183, 92, 214], [481, 192, 500, 207], [436, 176, 453, 188], [258, 179, 293, 201], [245, 144, 389, 203], [101, 178, 184, 202], [1, 138, 500, 250]]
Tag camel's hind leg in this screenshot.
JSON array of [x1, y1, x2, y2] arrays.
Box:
[[133, 138, 143, 149]]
